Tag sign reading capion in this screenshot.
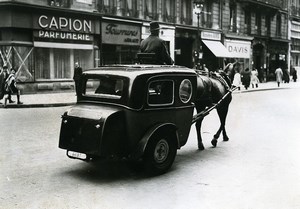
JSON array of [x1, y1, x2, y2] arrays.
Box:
[[34, 15, 94, 42], [38, 15, 92, 33]]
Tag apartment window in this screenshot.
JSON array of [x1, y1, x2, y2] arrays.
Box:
[[98, 0, 116, 14], [276, 14, 282, 37], [180, 0, 192, 25], [145, 0, 158, 20], [201, 0, 212, 28], [163, 0, 176, 23], [122, 0, 138, 17], [255, 12, 261, 35], [265, 15, 271, 36], [244, 10, 251, 34], [229, 1, 237, 32]]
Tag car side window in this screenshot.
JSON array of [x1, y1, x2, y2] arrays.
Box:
[[148, 80, 174, 106]]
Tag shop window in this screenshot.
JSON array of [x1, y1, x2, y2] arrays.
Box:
[[148, 80, 174, 106], [35, 48, 93, 80], [0, 46, 34, 82]]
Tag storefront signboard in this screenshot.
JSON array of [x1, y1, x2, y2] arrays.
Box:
[[33, 15, 94, 42], [201, 31, 221, 41], [224, 40, 251, 59], [102, 21, 141, 46]]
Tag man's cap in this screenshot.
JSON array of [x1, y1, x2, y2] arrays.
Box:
[[150, 21, 160, 32]]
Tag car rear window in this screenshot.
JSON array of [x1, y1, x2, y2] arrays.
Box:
[[84, 77, 124, 99]]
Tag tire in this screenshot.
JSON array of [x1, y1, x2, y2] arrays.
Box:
[[143, 133, 177, 175]]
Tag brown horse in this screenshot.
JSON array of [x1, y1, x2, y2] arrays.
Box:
[[194, 70, 233, 150]]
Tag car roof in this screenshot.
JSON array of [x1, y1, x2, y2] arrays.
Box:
[[83, 65, 196, 79]]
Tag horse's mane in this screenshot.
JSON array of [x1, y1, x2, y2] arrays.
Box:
[[211, 70, 232, 90]]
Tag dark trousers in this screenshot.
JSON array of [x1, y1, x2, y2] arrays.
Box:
[[74, 80, 81, 96]]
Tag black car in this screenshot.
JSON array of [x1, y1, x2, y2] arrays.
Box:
[[59, 65, 198, 174]]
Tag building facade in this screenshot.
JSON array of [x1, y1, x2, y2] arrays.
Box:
[[0, 0, 289, 93]]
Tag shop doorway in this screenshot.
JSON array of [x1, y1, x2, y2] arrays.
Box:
[[175, 37, 194, 68], [253, 43, 264, 82]]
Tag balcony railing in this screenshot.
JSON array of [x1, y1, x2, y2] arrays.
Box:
[[240, 0, 285, 9], [48, 0, 71, 8], [291, 6, 300, 17], [97, 5, 117, 15]]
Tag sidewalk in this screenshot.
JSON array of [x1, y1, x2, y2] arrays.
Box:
[[0, 81, 299, 108]]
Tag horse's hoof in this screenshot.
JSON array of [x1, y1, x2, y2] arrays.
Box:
[[198, 143, 205, 150], [211, 139, 218, 147], [223, 137, 229, 141]]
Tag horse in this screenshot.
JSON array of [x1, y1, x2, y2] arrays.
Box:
[[193, 70, 233, 150]]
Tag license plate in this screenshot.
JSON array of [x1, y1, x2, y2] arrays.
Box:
[[67, 151, 87, 160]]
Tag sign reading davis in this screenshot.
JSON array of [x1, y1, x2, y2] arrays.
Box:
[[224, 40, 251, 59], [102, 22, 141, 46]]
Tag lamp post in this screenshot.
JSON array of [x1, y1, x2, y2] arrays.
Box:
[[193, 0, 204, 70]]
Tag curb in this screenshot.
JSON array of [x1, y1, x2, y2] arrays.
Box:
[[0, 102, 76, 108]]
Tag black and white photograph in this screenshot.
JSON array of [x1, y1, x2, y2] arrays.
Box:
[[1, 0, 300, 208]]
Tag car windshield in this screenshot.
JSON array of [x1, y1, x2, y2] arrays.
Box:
[[84, 76, 124, 99]]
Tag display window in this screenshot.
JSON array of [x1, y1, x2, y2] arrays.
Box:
[[35, 48, 94, 80]]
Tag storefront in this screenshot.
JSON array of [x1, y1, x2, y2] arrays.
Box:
[[0, 4, 100, 93], [200, 30, 231, 71], [268, 39, 289, 81], [101, 17, 142, 65], [175, 26, 197, 68], [224, 36, 253, 78]]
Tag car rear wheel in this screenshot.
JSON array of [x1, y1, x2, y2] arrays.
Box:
[[143, 133, 177, 175]]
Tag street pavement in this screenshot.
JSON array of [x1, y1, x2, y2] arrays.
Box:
[[0, 81, 299, 108]]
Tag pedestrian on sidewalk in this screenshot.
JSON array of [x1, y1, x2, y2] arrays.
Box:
[[232, 69, 242, 90], [275, 67, 283, 87], [0, 64, 9, 104], [290, 66, 297, 82], [242, 67, 251, 90], [4, 69, 23, 106], [250, 68, 259, 88], [73, 62, 82, 96]]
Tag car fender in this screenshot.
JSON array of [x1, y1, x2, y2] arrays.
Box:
[[131, 123, 180, 160]]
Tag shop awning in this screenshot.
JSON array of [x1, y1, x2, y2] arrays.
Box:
[[202, 40, 232, 58], [34, 41, 93, 50]]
